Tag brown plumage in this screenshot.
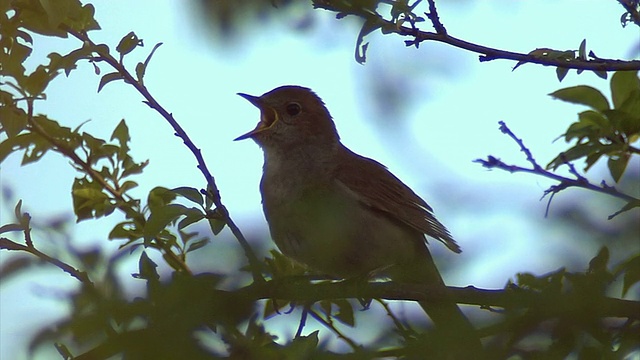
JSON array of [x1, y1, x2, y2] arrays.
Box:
[[236, 85, 483, 358]]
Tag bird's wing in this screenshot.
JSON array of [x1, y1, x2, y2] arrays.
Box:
[[333, 147, 461, 253]]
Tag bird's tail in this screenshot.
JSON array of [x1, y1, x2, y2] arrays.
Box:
[[393, 247, 485, 359]]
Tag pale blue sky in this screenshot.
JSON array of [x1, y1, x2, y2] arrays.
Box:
[[1, 1, 639, 358]]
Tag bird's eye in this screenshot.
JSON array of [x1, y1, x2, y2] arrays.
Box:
[[285, 102, 301, 116]]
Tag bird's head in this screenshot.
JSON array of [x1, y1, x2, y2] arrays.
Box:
[[235, 85, 340, 150]]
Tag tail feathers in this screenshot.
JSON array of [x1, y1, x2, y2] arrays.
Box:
[[392, 248, 484, 359]]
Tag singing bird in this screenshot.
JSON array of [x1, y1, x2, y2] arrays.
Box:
[[236, 85, 483, 357]]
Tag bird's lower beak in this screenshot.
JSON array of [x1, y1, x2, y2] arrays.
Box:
[[235, 93, 278, 141]]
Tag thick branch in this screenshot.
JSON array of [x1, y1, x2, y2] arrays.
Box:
[[314, 2, 640, 71], [237, 280, 640, 319]]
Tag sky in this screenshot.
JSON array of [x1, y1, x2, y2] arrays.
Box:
[[1, 1, 639, 358]]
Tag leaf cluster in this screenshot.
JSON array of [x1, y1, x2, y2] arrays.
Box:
[[548, 71, 640, 183]]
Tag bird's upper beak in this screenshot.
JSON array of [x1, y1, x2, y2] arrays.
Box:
[[234, 93, 279, 141]]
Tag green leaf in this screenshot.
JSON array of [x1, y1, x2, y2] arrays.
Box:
[[588, 247, 609, 274], [546, 143, 604, 170], [603, 109, 640, 137], [136, 251, 159, 281], [0, 105, 28, 138], [119, 180, 138, 193], [549, 85, 610, 111], [607, 153, 630, 182], [578, 39, 586, 60], [135, 42, 163, 84], [116, 31, 142, 57], [610, 70, 640, 109], [147, 187, 176, 213], [143, 204, 187, 242], [109, 221, 142, 241], [110, 119, 130, 146], [97, 72, 123, 92], [355, 17, 382, 64], [207, 217, 225, 235], [286, 331, 319, 358], [172, 187, 203, 206], [39, 0, 72, 28], [593, 70, 608, 80], [564, 111, 609, 141], [71, 177, 112, 221], [333, 299, 355, 326], [185, 238, 209, 253], [621, 255, 640, 297], [135, 62, 145, 84], [24, 66, 56, 96], [556, 67, 569, 82], [178, 208, 205, 229]]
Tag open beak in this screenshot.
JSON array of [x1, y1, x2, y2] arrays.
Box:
[[234, 93, 278, 141]]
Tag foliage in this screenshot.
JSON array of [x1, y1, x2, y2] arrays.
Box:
[[1, 1, 639, 359]]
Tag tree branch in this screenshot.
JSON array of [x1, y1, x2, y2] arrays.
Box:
[[617, 0, 640, 27], [238, 280, 640, 319], [64, 28, 263, 282], [313, 1, 640, 71], [1, 237, 93, 286], [475, 121, 639, 218]]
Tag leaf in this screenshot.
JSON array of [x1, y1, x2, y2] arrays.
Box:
[[588, 247, 609, 274], [286, 331, 319, 358], [333, 299, 355, 326], [177, 208, 205, 230], [135, 251, 159, 281], [116, 31, 142, 57], [621, 255, 640, 297], [97, 72, 123, 92], [549, 86, 610, 111], [607, 153, 630, 183], [110, 119, 130, 148], [136, 42, 163, 84], [172, 187, 203, 206], [546, 143, 607, 171], [610, 70, 640, 109], [208, 217, 225, 235], [185, 238, 209, 253], [0, 133, 38, 163], [147, 187, 176, 213], [0, 104, 28, 138], [135, 62, 145, 84], [71, 177, 113, 221], [578, 39, 586, 60], [556, 67, 569, 82], [143, 204, 188, 242], [354, 17, 381, 64], [39, 0, 72, 29], [109, 221, 142, 241], [24, 66, 55, 96], [609, 199, 640, 220]]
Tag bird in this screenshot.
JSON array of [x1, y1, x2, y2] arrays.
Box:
[[235, 85, 483, 357]]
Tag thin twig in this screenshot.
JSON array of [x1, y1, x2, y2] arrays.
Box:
[[65, 28, 263, 282], [1, 237, 93, 286], [425, 0, 446, 34], [307, 308, 361, 350], [476, 122, 639, 217], [24, 98, 191, 274]]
